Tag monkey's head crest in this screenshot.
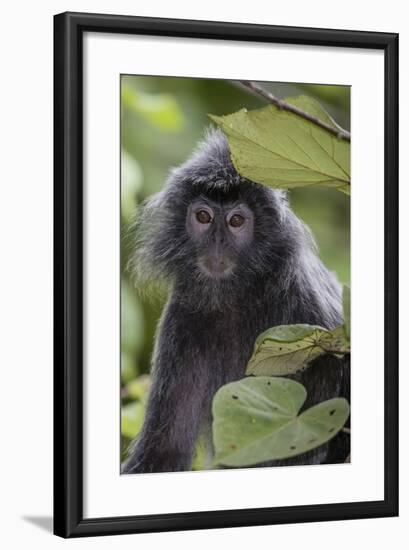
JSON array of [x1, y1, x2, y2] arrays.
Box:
[[128, 128, 313, 305], [168, 128, 245, 192]]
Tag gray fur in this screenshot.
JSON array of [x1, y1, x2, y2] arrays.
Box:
[[122, 129, 349, 474]]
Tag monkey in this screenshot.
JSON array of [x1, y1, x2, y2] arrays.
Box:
[[122, 128, 350, 474]]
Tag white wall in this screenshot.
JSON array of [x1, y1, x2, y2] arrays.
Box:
[[0, 1, 405, 548]]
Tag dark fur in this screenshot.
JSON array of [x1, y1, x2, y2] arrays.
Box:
[[122, 129, 350, 474]]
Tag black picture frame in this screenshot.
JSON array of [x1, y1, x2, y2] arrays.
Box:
[[54, 11, 399, 538]]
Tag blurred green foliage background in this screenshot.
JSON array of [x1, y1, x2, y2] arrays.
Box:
[[120, 76, 350, 467]]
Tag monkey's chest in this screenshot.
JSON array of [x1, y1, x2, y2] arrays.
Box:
[[192, 312, 264, 383]]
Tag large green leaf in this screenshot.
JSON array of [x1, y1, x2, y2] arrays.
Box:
[[287, 96, 346, 133], [209, 96, 350, 194], [212, 377, 349, 466], [246, 324, 349, 376]]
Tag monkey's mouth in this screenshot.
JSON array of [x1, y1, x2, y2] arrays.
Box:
[[198, 255, 235, 279]]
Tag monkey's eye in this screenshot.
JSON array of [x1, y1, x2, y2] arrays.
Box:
[[229, 214, 245, 228], [196, 210, 212, 224]]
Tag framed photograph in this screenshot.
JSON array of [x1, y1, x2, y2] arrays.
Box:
[[54, 12, 398, 538]]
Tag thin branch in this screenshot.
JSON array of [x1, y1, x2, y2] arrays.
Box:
[[239, 80, 351, 142]]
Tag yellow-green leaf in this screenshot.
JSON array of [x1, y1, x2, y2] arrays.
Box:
[[209, 96, 350, 194], [212, 377, 350, 466], [246, 324, 350, 377]]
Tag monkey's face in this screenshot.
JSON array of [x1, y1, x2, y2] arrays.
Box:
[[186, 198, 254, 279]]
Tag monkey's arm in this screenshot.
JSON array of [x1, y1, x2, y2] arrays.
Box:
[[122, 303, 209, 474]]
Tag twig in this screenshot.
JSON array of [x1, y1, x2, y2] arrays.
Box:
[[239, 80, 351, 142]]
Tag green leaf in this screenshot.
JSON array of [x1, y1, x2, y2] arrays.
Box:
[[343, 285, 351, 342], [209, 96, 350, 194], [212, 377, 349, 466], [286, 96, 345, 133], [246, 324, 350, 377]]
